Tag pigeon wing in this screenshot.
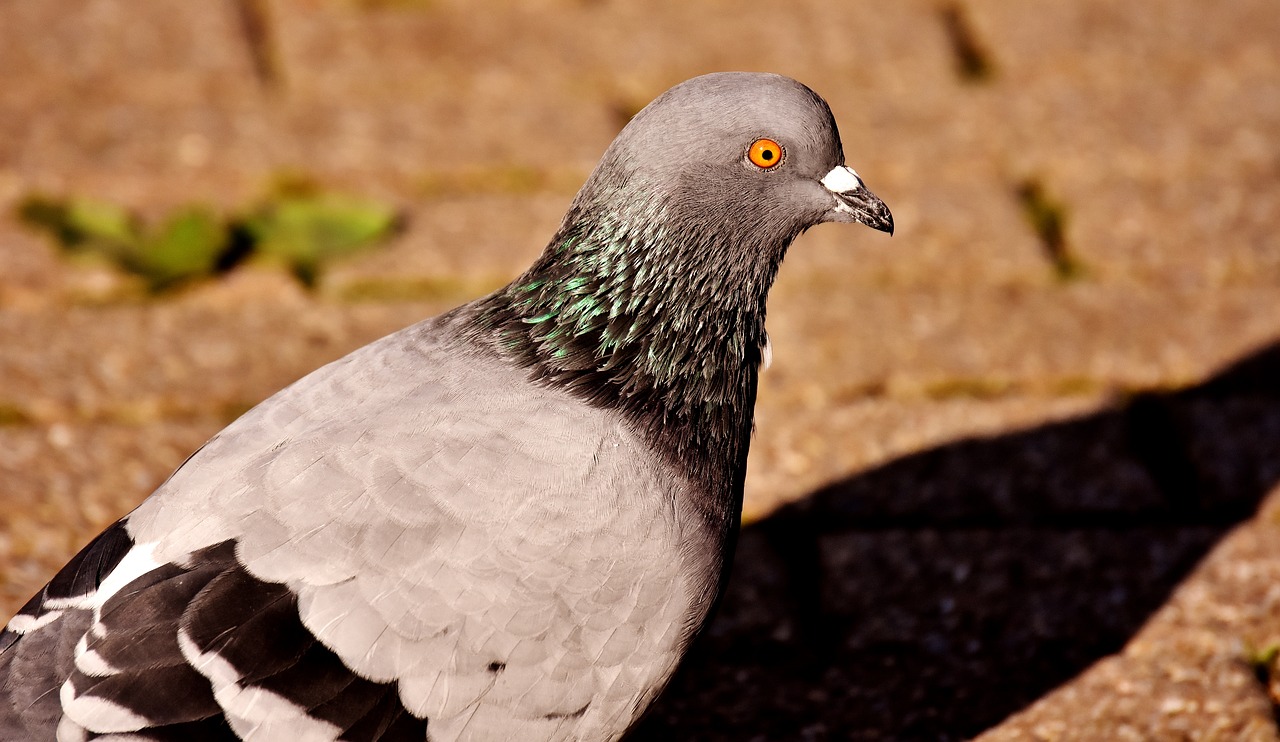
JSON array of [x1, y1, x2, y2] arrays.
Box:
[[3, 310, 706, 742]]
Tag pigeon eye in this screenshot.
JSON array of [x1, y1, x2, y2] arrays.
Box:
[[747, 138, 783, 169]]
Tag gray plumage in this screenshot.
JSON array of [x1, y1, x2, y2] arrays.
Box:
[[0, 72, 891, 741]]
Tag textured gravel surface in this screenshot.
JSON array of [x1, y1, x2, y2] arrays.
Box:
[[1, 0, 1279, 739]]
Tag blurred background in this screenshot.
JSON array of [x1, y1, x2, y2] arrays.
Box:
[[1, 1, 1279, 739]]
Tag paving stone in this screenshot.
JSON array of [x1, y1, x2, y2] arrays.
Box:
[[978, 492, 1280, 742], [745, 393, 1114, 520], [765, 281, 1280, 398], [966, 0, 1280, 287], [320, 192, 575, 299], [0, 418, 217, 612], [0, 272, 449, 421]]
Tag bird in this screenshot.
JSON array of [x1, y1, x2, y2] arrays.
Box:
[[0, 72, 892, 741]]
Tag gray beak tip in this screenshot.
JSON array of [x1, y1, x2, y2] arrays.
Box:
[[834, 186, 894, 235], [874, 204, 895, 236]]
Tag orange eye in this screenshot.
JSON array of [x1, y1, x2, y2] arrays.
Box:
[[747, 138, 783, 169]]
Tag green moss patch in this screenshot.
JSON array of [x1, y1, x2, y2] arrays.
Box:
[[18, 185, 401, 294]]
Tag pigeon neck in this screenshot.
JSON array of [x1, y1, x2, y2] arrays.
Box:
[[474, 199, 789, 505]]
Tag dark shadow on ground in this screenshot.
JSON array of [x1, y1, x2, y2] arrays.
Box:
[[630, 341, 1280, 742]]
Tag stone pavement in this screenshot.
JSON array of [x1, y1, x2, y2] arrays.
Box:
[[1, 1, 1278, 738]]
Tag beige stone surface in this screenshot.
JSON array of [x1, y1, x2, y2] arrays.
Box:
[[0, 419, 216, 611]]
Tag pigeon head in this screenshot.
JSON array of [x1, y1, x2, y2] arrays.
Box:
[[478, 72, 890, 488], [588, 71, 894, 241]]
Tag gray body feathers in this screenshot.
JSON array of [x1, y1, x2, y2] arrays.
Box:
[[2, 306, 723, 741]]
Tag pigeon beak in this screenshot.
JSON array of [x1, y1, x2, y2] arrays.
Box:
[[821, 165, 894, 235]]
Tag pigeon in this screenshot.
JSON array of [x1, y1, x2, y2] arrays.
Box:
[[0, 72, 892, 741]]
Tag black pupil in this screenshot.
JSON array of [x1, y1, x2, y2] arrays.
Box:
[[761, 149, 774, 161]]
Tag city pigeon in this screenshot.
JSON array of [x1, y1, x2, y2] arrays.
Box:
[[0, 72, 892, 741]]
